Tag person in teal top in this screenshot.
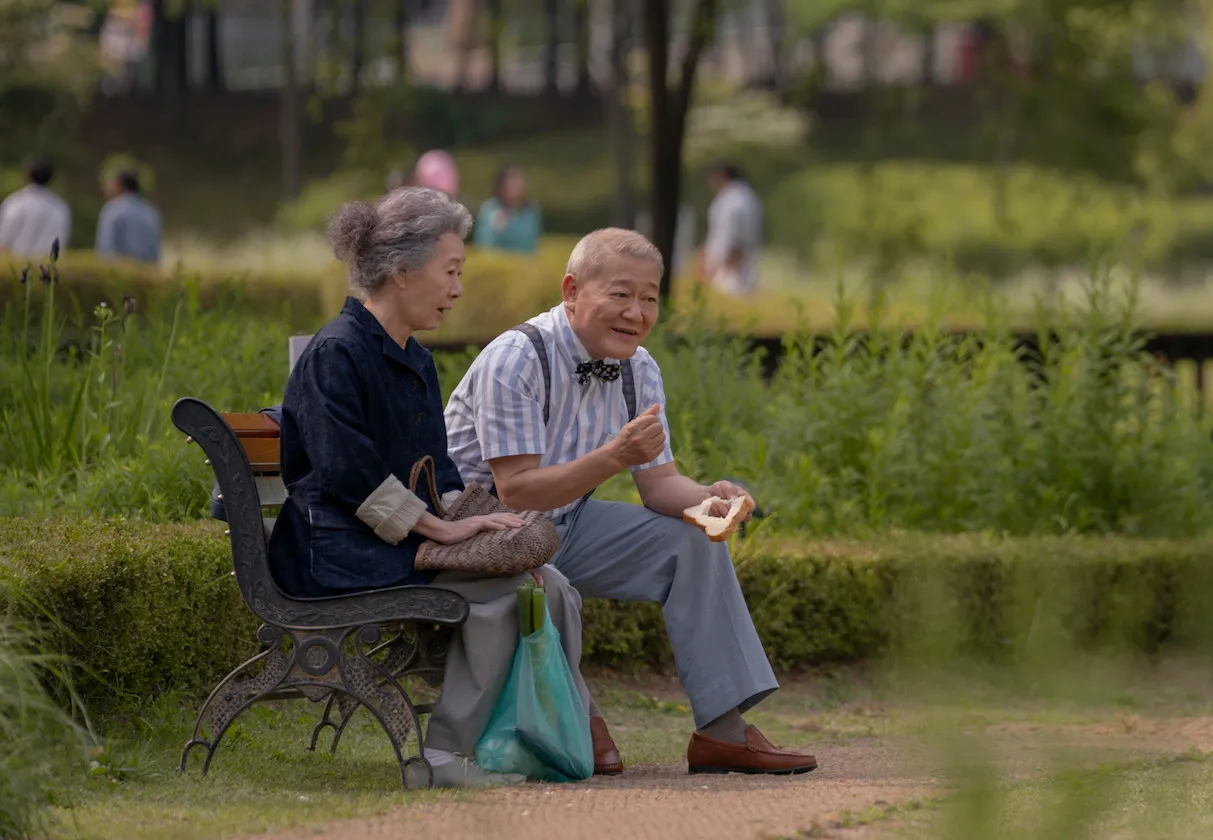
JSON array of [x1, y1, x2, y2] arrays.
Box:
[[474, 165, 542, 254]]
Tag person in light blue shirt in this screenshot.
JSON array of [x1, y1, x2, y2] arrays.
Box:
[[95, 169, 161, 264], [473, 165, 541, 254]]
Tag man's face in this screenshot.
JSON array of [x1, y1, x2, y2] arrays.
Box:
[[708, 170, 727, 195], [563, 256, 661, 360]]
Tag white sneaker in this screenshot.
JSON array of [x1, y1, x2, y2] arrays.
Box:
[[431, 755, 527, 789]]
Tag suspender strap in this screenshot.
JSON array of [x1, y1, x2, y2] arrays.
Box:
[[620, 356, 637, 421], [513, 322, 552, 425]]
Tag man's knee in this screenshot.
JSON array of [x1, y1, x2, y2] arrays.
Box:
[[667, 516, 734, 566]]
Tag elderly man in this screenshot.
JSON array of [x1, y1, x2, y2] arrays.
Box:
[[444, 227, 816, 776]]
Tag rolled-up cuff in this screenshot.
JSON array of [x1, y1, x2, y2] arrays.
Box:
[[357, 475, 427, 544]]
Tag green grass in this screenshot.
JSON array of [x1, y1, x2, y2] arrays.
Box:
[[0, 619, 92, 840], [41, 670, 875, 840], [40, 658, 1213, 840]]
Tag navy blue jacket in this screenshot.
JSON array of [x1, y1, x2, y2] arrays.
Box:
[[266, 297, 464, 598]]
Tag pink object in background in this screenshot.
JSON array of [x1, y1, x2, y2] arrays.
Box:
[[414, 150, 460, 196]]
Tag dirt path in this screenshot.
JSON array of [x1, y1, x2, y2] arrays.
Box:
[[240, 741, 941, 840], [240, 715, 1213, 840]]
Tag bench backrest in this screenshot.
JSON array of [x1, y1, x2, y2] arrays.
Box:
[[171, 397, 300, 626], [176, 396, 470, 631], [221, 412, 287, 509]]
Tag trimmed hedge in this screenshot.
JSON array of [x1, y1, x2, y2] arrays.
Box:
[[0, 243, 571, 342], [2, 518, 1212, 707], [0, 518, 256, 703]]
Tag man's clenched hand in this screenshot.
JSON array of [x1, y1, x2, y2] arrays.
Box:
[[610, 403, 665, 468]]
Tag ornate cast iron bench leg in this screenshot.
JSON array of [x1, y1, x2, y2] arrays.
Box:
[[181, 623, 434, 790], [179, 625, 292, 775], [309, 691, 361, 753], [310, 625, 451, 758]]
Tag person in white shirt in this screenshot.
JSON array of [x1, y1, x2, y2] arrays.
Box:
[[0, 156, 71, 259], [699, 162, 762, 296]]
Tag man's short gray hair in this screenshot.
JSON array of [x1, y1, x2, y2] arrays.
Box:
[[327, 187, 474, 297], [565, 227, 665, 283]]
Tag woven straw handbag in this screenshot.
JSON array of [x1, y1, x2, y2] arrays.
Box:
[[408, 456, 560, 575]]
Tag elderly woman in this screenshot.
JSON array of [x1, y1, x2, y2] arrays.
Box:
[[268, 187, 592, 788]]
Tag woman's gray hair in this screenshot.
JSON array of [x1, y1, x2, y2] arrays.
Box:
[[327, 187, 474, 297]]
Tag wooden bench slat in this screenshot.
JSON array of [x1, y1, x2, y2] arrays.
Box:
[[224, 413, 281, 438], [222, 413, 282, 475], [241, 437, 281, 474]]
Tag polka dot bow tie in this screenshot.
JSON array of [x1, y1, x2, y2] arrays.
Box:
[[574, 360, 622, 385]]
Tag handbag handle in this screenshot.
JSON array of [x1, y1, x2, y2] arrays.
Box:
[[407, 455, 448, 519]]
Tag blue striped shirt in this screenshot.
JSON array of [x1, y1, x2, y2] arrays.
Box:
[[444, 303, 674, 519]]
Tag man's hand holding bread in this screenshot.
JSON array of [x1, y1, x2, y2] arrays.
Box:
[[610, 404, 756, 541]]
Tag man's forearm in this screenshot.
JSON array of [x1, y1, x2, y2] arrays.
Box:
[[494, 446, 625, 512], [639, 472, 712, 518]]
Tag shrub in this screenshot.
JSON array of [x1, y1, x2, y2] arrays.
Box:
[[3, 518, 1213, 708], [766, 161, 1213, 276], [0, 518, 257, 704]]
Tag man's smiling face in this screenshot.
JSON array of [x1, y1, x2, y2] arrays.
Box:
[[563, 255, 661, 361]]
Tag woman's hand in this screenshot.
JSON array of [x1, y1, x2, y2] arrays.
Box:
[[433, 512, 526, 545]]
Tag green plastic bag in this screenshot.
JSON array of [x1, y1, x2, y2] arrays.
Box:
[[474, 604, 594, 782]]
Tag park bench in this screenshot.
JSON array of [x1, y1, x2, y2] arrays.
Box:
[[171, 396, 469, 790]]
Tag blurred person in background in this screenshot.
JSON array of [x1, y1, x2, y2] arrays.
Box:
[[414, 149, 460, 197], [474, 165, 542, 254], [698, 162, 762, 297], [0, 156, 71, 258], [96, 167, 161, 264]]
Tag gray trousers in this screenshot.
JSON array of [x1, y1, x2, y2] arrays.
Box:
[[551, 500, 779, 728], [424, 565, 590, 756], [424, 499, 779, 754]]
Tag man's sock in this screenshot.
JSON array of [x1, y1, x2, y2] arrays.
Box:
[[697, 708, 749, 743]]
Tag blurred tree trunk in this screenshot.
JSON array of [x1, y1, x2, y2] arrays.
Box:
[[394, 0, 409, 82], [606, 0, 635, 227], [351, 0, 367, 95], [763, 0, 786, 89], [203, 7, 224, 91], [151, 0, 187, 95], [574, 0, 591, 96], [920, 21, 935, 86], [280, 0, 302, 200], [544, 0, 560, 94], [487, 0, 503, 92], [643, 0, 717, 304], [173, 2, 190, 92]]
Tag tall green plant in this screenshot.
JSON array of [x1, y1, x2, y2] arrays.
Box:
[[0, 244, 185, 475], [0, 618, 91, 840]]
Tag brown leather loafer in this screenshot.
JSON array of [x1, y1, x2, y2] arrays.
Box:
[[687, 725, 817, 775], [590, 715, 623, 776]]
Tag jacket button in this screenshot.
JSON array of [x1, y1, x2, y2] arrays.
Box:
[[416, 413, 424, 425]]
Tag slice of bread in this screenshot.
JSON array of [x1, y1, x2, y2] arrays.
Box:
[[682, 495, 756, 542]]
